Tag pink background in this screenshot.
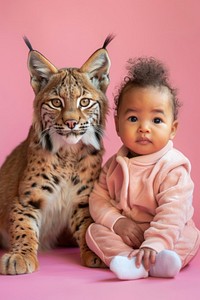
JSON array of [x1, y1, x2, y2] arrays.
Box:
[[0, 0, 200, 232], [0, 1, 200, 299]]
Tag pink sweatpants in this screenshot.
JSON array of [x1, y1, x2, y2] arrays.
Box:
[[86, 222, 200, 268]]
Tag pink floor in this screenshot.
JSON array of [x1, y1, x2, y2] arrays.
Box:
[[0, 248, 200, 300]]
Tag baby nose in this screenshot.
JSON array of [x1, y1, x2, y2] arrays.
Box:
[[138, 123, 150, 133]]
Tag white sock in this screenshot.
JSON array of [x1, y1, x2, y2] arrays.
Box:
[[110, 256, 148, 280], [150, 250, 182, 278]]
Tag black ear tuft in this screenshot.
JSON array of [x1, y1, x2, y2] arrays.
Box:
[[23, 36, 34, 51], [102, 34, 115, 49]]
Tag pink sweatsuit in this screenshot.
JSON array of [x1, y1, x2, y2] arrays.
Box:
[[86, 141, 200, 267]]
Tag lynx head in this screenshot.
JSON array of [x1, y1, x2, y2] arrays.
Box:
[[24, 35, 114, 153]]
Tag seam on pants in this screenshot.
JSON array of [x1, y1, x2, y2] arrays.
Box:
[[181, 230, 200, 268], [86, 224, 108, 266]]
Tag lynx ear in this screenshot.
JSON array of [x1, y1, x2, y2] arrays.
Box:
[[80, 35, 114, 93], [24, 37, 58, 94]]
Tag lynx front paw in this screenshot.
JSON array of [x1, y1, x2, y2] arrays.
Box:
[[0, 252, 39, 275], [81, 248, 107, 268]]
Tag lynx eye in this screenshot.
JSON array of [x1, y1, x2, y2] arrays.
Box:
[[79, 98, 90, 107], [51, 99, 62, 108]]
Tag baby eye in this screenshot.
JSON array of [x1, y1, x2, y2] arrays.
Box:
[[153, 118, 163, 124], [51, 99, 62, 108], [79, 98, 91, 107], [128, 116, 138, 122]]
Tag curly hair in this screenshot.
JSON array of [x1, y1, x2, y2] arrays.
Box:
[[114, 57, 181, 120]]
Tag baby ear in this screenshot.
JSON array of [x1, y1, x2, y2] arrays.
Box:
[[170, 120, 178, 140]]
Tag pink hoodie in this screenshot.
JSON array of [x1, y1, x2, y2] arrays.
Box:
[[89, 141, 200, 254]]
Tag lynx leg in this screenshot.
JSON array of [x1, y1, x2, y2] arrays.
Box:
[[71, 202, 106, 268], [0, 202, 40, 275]]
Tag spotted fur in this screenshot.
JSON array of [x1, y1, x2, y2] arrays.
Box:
[[0, 35, 114, 274]]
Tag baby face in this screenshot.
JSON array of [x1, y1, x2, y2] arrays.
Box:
[[115, 86, 178, 156]]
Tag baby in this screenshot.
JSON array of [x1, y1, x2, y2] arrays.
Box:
[[86, 57, 200, 280]]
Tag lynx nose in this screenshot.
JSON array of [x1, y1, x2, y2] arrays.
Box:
[[65, 119, 78, 129]]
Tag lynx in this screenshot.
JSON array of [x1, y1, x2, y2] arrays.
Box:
[[0, 35, 114, 274]]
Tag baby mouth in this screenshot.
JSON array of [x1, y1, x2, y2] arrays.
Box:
[[136, 137, 151, 144]]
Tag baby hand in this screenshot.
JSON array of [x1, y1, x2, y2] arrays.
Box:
[[113, 218, 144, 248], [128, 247, 157, 271]]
